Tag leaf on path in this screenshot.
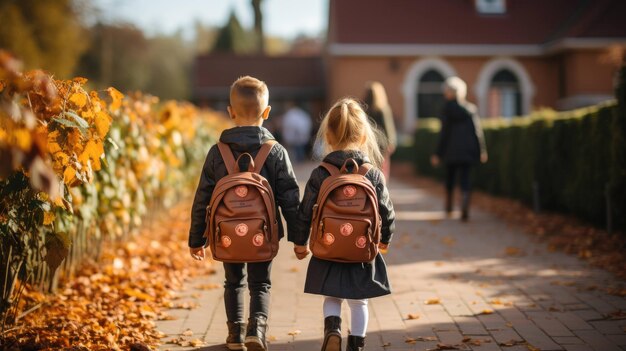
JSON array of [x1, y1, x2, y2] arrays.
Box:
[[498, 339, 525, 346], [181, 329, 193, 336], [441, 236, 456, 246], [288, 329, 301, 336], [189, 339, 206, 347], [476, 309, 494, 315], [195, 283, 220, 290], [124, 288, 155, 302], [424, 298, 441, 305], [382, 341, 391, 347], [406, 313, 420, 320], [267, 335, 278, 342]]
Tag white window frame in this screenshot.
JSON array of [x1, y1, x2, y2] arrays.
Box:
[[401, 58, 457, 133], [474, 57, 535, 117]]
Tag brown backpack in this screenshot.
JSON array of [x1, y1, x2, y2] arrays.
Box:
[[309, 159, 382, 263], [204, 141, 279, 263]]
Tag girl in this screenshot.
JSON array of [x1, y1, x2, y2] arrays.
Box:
[[293, 98, 395, 351]]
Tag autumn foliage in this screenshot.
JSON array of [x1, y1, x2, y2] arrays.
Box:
[[0, 50, 231, 344]]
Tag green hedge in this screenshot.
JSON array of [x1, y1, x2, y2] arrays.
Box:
[[412, 66, 625, 231]]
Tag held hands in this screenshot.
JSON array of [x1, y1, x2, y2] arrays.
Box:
[[480, 152, 488, 164], [378, 242, 389, 254], [294, 245, 310, 260], [189, 247, 206, 261], [430, 155, 440, 167]]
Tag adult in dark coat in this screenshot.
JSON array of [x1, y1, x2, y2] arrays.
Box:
[[431, 76, 487, 221], [292, 150, 395, 299]]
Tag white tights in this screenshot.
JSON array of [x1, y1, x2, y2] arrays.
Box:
[[323, 296, 368, 337]]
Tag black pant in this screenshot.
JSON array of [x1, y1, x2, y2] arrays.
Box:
[[445, 163, 471, 193], [223, 261, 272, 322]]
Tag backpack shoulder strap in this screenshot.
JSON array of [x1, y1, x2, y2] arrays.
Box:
[[253, 140, 277, 173], [217, 142, 236, 175], [358, 163, 373, 176], [320, 162, 340, 176]]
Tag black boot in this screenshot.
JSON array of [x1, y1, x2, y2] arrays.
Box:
[[445, 189, 453, 216], [461, 191, 470, 222], [226, 321, 245, 350], [346, 335, 365, 351], [245, 316, 268, 351], [321, 316, 342, 351]]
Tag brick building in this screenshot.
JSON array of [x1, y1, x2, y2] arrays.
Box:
[[326, 0, 626, 134]]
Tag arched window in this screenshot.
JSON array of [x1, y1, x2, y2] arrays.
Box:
[[417, 69, 446, 118], [488, 69, 521, 118]]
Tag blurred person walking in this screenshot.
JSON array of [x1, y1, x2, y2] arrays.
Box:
[[364, 81, 397, 180], [281, 101, 312, 163], [430, 77, 487, 221]]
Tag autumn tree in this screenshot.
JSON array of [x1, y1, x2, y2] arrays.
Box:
[[212, 11, 253, 54], [0, 0, 87, 78]]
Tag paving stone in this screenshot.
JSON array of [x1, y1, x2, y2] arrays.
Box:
[[574, 329, 621, 351]]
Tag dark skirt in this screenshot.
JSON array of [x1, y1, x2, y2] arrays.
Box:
[[304, 254, 391, 299]]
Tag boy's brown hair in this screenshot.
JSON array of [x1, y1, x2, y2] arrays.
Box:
[[229, 76, 269, 120]]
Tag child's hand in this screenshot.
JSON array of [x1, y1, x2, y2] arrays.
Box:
[[378, 242, 389, 254], [294, 245, 310, 260], [189, 247, 206, 261]]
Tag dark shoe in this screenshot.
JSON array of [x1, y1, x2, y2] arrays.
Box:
[[245, 316, 268, 351], [461, 191, 470, 222], [321, 316, 342, 351], [226, 321, 245, 350], [346, 335, 365, 351]]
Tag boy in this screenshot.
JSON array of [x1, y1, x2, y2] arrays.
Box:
[[188, 76, 301, 351]]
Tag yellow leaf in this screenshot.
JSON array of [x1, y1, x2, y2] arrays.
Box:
[[424, 298, 441, 305], [69, 92, 87, 108], [43, 211, 55, 225], [48, 142, 62, 155], [107, 87, 124, 112], [287, 329, 301, 336], [73, 77, 88, 85], [63, 165, 77, 185], [14, 129, 32, 150], [79, 139, 104, 171], [189, 339, 205, 347], [123, 288, 154, 301], [95, 111, 111, 138], [478, 309, 494, 315], [407, 313, 420, 320]]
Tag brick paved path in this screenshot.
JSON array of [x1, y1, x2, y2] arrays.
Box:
[[157, 163, 626, 351]]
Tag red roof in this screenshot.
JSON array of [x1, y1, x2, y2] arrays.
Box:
[[329, 0, 626, 45], [193, 55, 324, 100]]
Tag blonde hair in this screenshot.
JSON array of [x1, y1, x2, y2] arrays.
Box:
[[316, 98, 384, 168], [230, 75, 269, 118], [364, 81, 389, 111]]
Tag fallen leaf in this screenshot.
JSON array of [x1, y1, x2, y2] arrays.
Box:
[[287, 329, 301, 336], [189, 339, 205, 347], [182, 329, 193, 336], [477, 309, 494, 315], [424, 298, 441, 305], [406, 313, 420, 320]]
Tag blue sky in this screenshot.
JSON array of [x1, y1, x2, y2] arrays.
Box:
[[93, 0, 328, 40]]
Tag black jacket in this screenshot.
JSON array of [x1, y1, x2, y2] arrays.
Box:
[[435, 100, 487, 165], [293, 150, 395, 299], [188, 126, 300, 248]]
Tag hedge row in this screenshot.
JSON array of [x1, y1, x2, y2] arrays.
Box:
[[0, 51, 231, 325], [411, 66, 625, 232]]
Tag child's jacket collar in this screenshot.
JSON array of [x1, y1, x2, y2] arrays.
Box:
[[220, 126, 275, 152]]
